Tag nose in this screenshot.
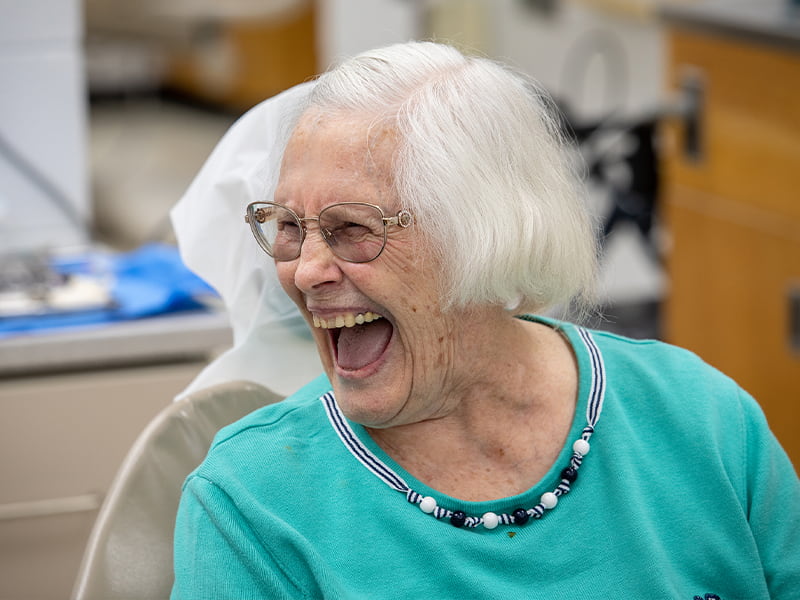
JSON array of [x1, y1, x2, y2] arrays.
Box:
[[292, 223, 343, 292]]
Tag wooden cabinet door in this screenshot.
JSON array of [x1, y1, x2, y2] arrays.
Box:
[[663, 29, 800, 466], [664, 189, 800, 463]]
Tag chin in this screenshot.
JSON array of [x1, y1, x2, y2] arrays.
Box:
[[329, 379, 406, 428]]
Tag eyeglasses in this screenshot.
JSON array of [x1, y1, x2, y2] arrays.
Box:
[[245, 201, 414, 263]]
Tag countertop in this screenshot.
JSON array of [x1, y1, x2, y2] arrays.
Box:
[[661, 0, 800, 51], [0, 309, 233, 377]]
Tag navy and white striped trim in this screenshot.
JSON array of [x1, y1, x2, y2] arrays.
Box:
[[321, 392, 410, 493], [321, 326, 606, 529], [577, 326, 605, 428]]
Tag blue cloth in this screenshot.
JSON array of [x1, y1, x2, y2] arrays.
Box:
[[0, 243, 216, 338]]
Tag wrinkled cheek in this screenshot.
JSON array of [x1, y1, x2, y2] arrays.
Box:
[[407, 329, 449, 374], [431, 333, 448, 368], [276, 264, 303, 305], [312, 331, 335, 374], [275, 264, 321, 350]]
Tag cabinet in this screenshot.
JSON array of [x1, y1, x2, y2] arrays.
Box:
[[166, 4, 318, 112], [662, 18, 800, 465], [0, 362, 210, 600]]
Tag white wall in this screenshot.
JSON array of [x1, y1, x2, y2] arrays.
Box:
[[0, 0, 88, 253], [316, 0, 421, 69]]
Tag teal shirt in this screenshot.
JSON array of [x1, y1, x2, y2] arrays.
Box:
[[172, 320, 800, 599]]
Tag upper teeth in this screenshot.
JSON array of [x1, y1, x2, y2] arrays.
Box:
[[312, 312, 383, 329]]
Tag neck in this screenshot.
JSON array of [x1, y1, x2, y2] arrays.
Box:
[[366, 316, 578, 502]]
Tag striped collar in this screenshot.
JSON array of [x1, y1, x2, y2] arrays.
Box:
[[321, 324, 606, 529]]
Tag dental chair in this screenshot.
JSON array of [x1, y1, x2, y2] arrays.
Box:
[[71, 380, 283, 600]]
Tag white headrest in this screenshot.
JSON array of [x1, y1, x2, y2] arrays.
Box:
[[171, 82, 323, 399]]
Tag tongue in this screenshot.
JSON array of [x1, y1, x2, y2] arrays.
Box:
[[336, 319, 393, 370]]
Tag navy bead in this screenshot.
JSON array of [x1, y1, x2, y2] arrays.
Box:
[[512, 508, 530, 525], [450, 510, 467, 528], [560, 466, 578, 483]]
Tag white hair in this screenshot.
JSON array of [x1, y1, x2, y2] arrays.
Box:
[[302, 41, 599, 315]]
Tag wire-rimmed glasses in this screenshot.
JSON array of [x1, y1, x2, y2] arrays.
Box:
[[245, 201, 413, 263]]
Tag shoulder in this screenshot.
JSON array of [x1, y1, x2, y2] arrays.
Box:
[[584, 327, 770, 474], [581, 327, 759, 441], [212, 374, 333, 446], [532, 316, 748, 422], [587, 327, 740, 397], [190, 375, 335, 487]]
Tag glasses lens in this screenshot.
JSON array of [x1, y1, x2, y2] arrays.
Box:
[[249, 203, 302, 261], [319, 203, 387, 262]]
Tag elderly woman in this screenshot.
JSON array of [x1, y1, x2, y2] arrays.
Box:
[[171, 42, 799, 599]]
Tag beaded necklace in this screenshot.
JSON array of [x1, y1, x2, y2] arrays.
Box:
[[322, 326, 606, 530]]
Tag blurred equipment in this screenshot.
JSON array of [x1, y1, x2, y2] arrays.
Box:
[[0, 244, 217, 340], [562, 108, 663, 264], [551, 21, 701, 270], [0, 0, 89, 253], [71, 380, 283, 600], [0, 251, 113, 319]]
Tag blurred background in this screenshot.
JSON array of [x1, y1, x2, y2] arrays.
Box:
[[1, 0, 798, 598]]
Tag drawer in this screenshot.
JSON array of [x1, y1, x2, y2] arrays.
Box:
[[0, 362, 205, 600]]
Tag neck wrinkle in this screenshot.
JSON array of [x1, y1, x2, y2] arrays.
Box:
[[365, 317, 578, 502]]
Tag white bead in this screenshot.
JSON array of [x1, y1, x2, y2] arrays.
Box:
[[482, 512, 499, 529], [419, 496, 437, 514], [573, 438, 590, 456], [540, 491, 558, 509]]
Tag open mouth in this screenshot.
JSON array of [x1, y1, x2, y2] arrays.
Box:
[[313, 311, 393, 372]]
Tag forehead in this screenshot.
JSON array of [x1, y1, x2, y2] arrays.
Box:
[[276, 111, 397, 207]]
